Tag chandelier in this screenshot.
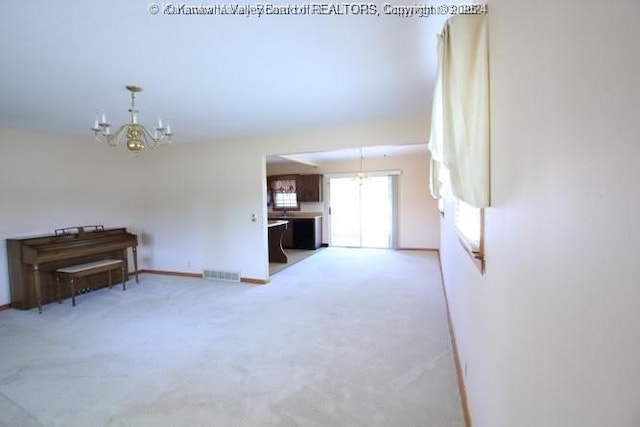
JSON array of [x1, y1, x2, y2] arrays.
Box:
[[355, 147, 367, 185], [92, 85, 173, 152]]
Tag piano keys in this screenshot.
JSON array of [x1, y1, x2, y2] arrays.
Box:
[[6, 225, 138, 313]]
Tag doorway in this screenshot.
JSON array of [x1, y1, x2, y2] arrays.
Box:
[[328, 175, 396, 248]]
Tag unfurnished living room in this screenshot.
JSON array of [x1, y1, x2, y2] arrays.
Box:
[[2, 0, 640, 426]]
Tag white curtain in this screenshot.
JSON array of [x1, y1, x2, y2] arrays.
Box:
[[428, 14, 490, 208], [428, 34, 452, 200]]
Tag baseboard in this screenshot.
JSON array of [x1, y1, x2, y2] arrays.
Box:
[[397, 247, 439, 252], [437, 250, 472, 427], [241, 277, 269, 285], [138, 269, 201, 278], [0, 303, 10, 311], [318, 245, 440, 252], [136, 269, 269, 285]]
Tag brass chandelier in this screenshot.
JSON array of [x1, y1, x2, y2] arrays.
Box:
[[355, 147, 367, 185], [92, 85, 173, 152]]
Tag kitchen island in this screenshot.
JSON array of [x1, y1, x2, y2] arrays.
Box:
[[267, 220, 289, 263]]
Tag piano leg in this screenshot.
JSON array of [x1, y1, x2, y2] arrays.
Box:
[[132, 246, 139, 283], [70, 277, 77, 306], [34, 264, 42, 314], [55, 275, 62, 304], [121, 263, 127, 291]]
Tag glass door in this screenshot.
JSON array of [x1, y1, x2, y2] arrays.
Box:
[[329, 175, 393, 248]]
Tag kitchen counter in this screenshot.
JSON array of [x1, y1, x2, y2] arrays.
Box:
[[268, 213, 322, 220]]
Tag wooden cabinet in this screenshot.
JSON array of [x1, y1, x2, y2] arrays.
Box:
[[271, 217, 322, 250], [281, 223, 294, 248], [292, 217, 323, 249], [295, 174, 323, 202]]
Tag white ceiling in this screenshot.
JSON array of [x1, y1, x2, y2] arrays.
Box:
[[0, 1, 447, 144], [266, 143, 428, 165]]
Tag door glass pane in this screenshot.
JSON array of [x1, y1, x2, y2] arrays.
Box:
[[329, 177, 361, 247], [329, 175, 392, 248], [360, 176, 392, 248]]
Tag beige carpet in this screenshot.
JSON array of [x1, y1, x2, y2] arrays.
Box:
[[269, 247, 325, 276], [0, 247, 464, 426]]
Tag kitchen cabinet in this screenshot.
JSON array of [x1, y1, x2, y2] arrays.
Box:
[[281, 223, 294, 248], [292, 217, 322, 249], [296, 174, 323, 202], [270, 216, 322, 250]]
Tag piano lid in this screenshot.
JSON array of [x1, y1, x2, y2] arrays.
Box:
[[8, 225, 138, 265]]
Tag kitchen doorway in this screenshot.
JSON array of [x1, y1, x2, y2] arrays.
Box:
[[328, 175, 397, 248]]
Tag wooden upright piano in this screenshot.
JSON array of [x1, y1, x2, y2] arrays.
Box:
[[6, 225, 138, 312]]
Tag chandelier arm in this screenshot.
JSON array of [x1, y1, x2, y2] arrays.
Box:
[[107, 125, 129, 147], [139, 126, 160, 149]]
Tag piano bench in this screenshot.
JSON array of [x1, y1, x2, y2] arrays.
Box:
[[55, 259, 126, 307]]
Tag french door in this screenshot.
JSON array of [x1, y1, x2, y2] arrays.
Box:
[[328, 175, 395, 248]]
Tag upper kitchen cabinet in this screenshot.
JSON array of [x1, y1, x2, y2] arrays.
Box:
[[296, 174, 323, 202]]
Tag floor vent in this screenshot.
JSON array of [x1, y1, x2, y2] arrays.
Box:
[[202, 269, 241, 282]]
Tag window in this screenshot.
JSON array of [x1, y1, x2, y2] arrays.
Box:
[[454, 199, 484, 272], [270, 177, 299, 211], [455, 200, 481, 251], [273, 192, 298, 210], [427, 14, 489, 273]]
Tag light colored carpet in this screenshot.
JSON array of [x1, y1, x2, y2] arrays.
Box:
[[0, 248, 464, 427], [269, 248, 325, 276]]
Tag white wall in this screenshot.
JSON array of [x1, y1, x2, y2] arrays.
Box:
[[132, 139, 270, 279], [439, 0, 640, 426], [0, 117, 429, 305], [137, 117, 430, 281], [267, 152, 440, 249], [0, 129, 148, 305]]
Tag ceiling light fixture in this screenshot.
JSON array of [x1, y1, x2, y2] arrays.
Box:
[[355, 147, 367, 185], [92, 85, 173, 152]]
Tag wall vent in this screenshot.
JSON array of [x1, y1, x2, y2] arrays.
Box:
[[202, 269, 241, 282]]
